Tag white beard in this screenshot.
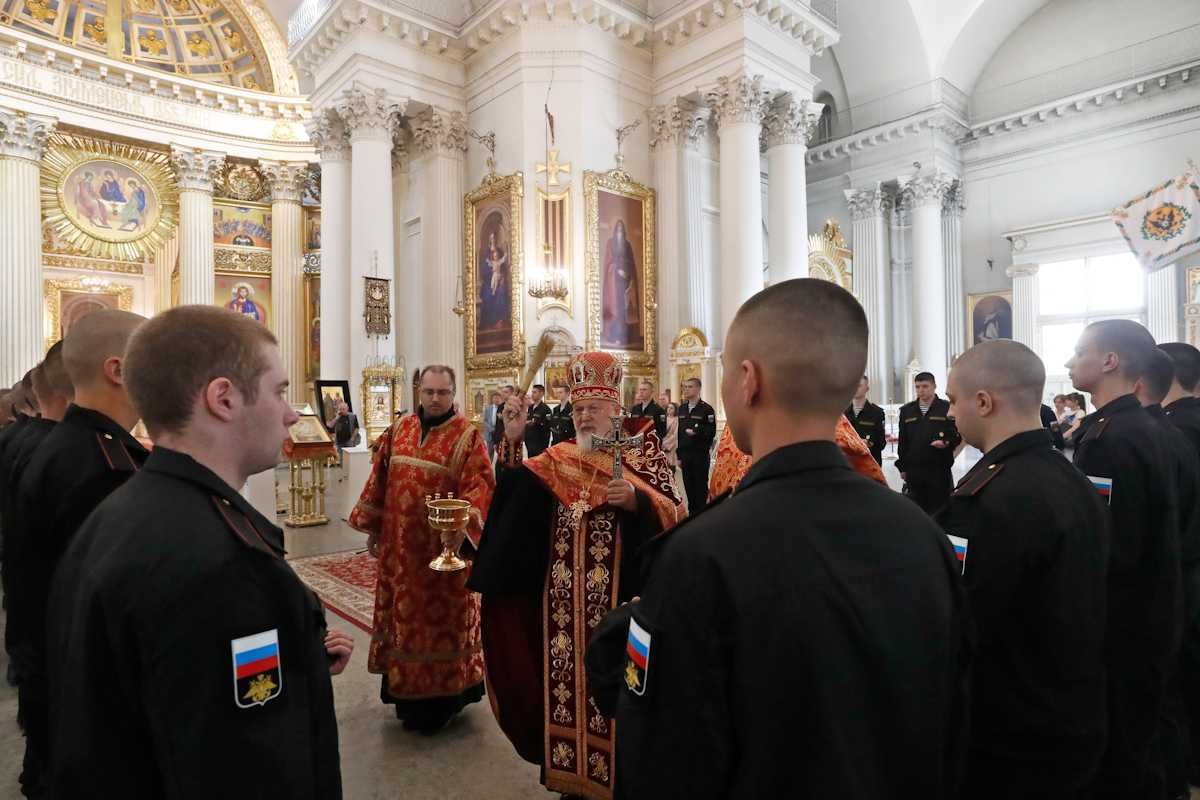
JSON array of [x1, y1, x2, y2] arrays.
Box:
[[576, 431, 596, 452]]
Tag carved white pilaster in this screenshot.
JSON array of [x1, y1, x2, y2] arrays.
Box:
[[901, 172, 955, 385], [943, 181, 966, 357], [1148, 264, 1180, 343], [260, 160, 309, 401], [846, 187, 894, 402], [764, 98, 821, 283], [170, 146, 225, 305], [706, 72, 770, 346], [0, 108, 55, 384], [411, 108, 468, 157], [153, 232, 179, 314], [1007, 263, 1040, 349]]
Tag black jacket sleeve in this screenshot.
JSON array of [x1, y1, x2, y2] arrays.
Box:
[[467, 466, 556, 595]]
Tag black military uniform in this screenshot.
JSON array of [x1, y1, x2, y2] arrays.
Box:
[[1041, 403, 1066, 450], [845, 401, 887, 464], [896, 396, 961, 514], [525, 400, 553, 457], [45, 446, 342, 798], [549, 401, 575, 446], [935, 429, 1109, 797], [1147, 403, 1200, 796], [1165, 395, 1200, 454], [489, 401, 507, 451], [8, 404, 149, 798], [592, 441, 969, 799], [1073, 394, 1182, 799], [677, 398, 716, 512], [630, 400, 667, 442]]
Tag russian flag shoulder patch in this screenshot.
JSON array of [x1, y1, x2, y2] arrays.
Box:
[[625, 618, 651, 697], [232, 629, 283, 708], [1087, 475, 1113, 504], [947, 534, 968, 574]]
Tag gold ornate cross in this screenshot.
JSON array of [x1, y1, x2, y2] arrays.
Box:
[[591, 414, 643, 481], [536, 149, 571, 186]]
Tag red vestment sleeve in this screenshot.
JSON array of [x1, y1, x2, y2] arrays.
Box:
[[347, 425, 393, 536], [454, 428, 495, 549]]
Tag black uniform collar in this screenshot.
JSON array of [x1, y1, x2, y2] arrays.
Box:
[[736, 440, 849, 493], [1084, 393, 1141, 422], [1165, 396, 1200, 413], [142, 446, 285, 557], [418, 405, 456, 432], [62, 404, 146, 453], [955, 428, 1049, 494], [1146, 403, 1166, 419]]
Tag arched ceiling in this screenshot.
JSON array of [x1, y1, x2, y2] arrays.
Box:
[[0, 0, 282, 91]]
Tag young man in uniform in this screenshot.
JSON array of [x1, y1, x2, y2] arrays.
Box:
[[896, 371, 961, 514], [603, 278, 968, 798], [937, 340, 1109, 798], [1160, 342, 1200, 454], [45, 305, 351, 798], [677, 377, 717, 513], [845, 374, 886, 464], [524, 383, 553, 458], [1067, 319, 1182, 800], [548, 383, 575, 445], [9, 310, 148, 798], [630, 379, 667, 441]]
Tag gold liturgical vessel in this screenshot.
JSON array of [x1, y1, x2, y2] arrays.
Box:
[[425, 493, 471, 572]]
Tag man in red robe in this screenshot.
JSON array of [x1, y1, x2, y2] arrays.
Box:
[[348, 364, 494, 733], [470, 352, 684, 799]]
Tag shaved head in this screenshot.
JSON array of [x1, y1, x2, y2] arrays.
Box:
[[1159, 342, 1200, 392], [1137, 347, 1175, 405], [41, 340, 74, 400], [62, 310, 147, 388], [949, 340, 1045, 414], [726, 278, 868, 417]]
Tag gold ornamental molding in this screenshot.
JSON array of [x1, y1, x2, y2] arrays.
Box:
[[214, 246, 271, 273], [43, 252, 144, 275], [44, 277, 134, 348], [807, 219, 853, 290], [463, 171, 525, 372], [40, 132, 178, 262]]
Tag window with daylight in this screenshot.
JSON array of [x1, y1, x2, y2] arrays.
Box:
[[1037, 252, 1146, 400]]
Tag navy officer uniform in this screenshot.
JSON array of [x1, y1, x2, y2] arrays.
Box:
[[935, 429, 1109, 798], [629, 399, 667, 442], [1165, 395, 1200, 455], [549, 400, 575, 446], [676, 397, 717, 512], [45, 446, 342, 799], [845, 401, 887, 465], [525, 399, 553, 457], [1073, 394, 1182, 799], [588, 440, 970, 799], [896, 396, 961, 514]]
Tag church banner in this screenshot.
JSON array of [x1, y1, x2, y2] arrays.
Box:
[[1112, 170, 1200, 271]]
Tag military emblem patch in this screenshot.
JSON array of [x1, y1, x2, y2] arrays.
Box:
[[1088, 475, 1113, 505], [231, 629, 282, 708], [946, 534, 968, 574], [625, 618, 651, 696]]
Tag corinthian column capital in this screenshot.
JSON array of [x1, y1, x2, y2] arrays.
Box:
[[412, 108, 468, 157], [763, 98, 823, 149], [335, 87, 405, 141], [901, 173, 955, 208], [0, 108, 56, 162], [704, 72, 771, 129], [259, 160, 309, 203], [305, 111, 351, 162], [844, 186, 893, 221], [647, 99, 708, 151], [170, 146, 225, 193]]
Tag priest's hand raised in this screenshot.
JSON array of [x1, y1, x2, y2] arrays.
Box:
[[607, 479, 637, 512], [503, 393, 528, 443]]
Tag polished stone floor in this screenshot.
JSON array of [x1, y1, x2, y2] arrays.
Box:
[[0, 462, 548, 800]]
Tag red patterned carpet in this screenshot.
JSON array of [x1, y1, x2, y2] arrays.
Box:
[[288, 550, 377, 633]]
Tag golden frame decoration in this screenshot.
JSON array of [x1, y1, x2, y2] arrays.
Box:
[[966, 290, 1014, 345], [584, 169, 657, 367], [464, 171, 525, 371], [535, 184, 572, 318], [361, 363, 405, 445], [304, 273, 320, 381], [44, 277, 134, 348], [807, 220, 853, 289], [40, 133, 179, 262], [464, 367, 521, 431]]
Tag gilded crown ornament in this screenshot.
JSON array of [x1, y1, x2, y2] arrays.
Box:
[[566, 352, 623, 404]]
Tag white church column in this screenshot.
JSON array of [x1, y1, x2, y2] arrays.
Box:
[[943, 181, 966, 358], [0, 108, 55, 385], [260, 160, 308, 402], [902, 173, 954, 386], [170, 146, 225, 305], [1008, 263, 1039, 349], [412, 109, 467, 376], [707, 72, 769, 347], [649, 100, 710, 356], [336, 87, 401, 405], [764, 98, 819, 283], [1148, 265, 1180, 343], [153, 231, 179, 313], [846, 185, 893, 402], [306, 111, 351, 382]]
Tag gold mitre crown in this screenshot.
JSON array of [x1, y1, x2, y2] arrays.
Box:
[[566, 352, 622, 404]]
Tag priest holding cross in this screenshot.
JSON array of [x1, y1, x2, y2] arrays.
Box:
[[469, 351, 684, 800]]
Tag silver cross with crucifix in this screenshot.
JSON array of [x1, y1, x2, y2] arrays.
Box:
[[590, 413, 643, 481]]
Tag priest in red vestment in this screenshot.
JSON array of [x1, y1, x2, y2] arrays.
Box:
[[348, 364, 495, 733], [469, 351, 685, 799]]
